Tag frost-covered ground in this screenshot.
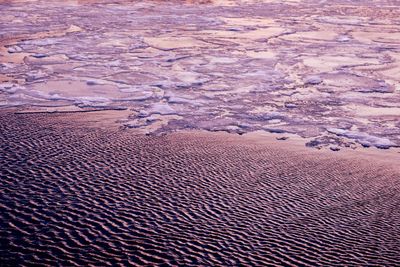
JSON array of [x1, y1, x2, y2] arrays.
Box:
[[1, 0, 399, 149]]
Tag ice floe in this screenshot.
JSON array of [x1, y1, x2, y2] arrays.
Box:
[[148, 102, 176, 115], [304, 75, 322, 85], [327, 128, 397, 149]]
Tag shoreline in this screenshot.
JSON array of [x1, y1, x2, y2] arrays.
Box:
[[5, 108, 399, 163]]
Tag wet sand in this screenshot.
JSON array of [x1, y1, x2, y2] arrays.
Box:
[[1, 110, 400, 266]]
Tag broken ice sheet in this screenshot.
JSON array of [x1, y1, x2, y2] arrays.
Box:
[[0, 0, 399, 149], [327, 128, 397, 149]]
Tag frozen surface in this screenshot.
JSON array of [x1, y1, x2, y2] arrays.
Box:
[[1, 0, 400, 148]]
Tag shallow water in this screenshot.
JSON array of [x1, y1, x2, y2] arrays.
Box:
[[1, 0, 400, 148]]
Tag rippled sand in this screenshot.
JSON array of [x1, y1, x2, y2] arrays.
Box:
[[1, 110, 399, 266]]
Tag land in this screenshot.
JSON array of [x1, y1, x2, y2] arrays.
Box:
[[1, 111, 400, 266]]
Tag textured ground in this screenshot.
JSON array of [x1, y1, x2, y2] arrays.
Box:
[[1, 0, 400, 149], [1, 111, 400, 266]]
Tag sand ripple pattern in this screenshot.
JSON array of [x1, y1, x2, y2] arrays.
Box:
[[1, 112, 400, 266]]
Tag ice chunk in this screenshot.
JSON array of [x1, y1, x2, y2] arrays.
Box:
[[263, 127, 286, 134], [355, 82, 394, 93], [119, 91, 154, 101], [32, 54, 47, 59], [165, 92, 205, 106], [175, 71, 208, 86], [167, 96, 204, 106], [74, 96, 110, 103], [0, 83, 15, 91], [285, 103, 297, 108], [304, 75, 322, 85], [23, 38, 60, 46], [253, 112, 285, 121], [119, 85, 155, 93], [148, 102, 176, 115], [74, 96, 112, 107], [207, 56, 238, 64], [7, 45, 23, 53], [26, 70, 48, 82], [327, 128, 397, 149], [330, 146, 341, 151], [337, 35, 351, 42], [0, 83, 25, 94], [318, 16, 362, 25]]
